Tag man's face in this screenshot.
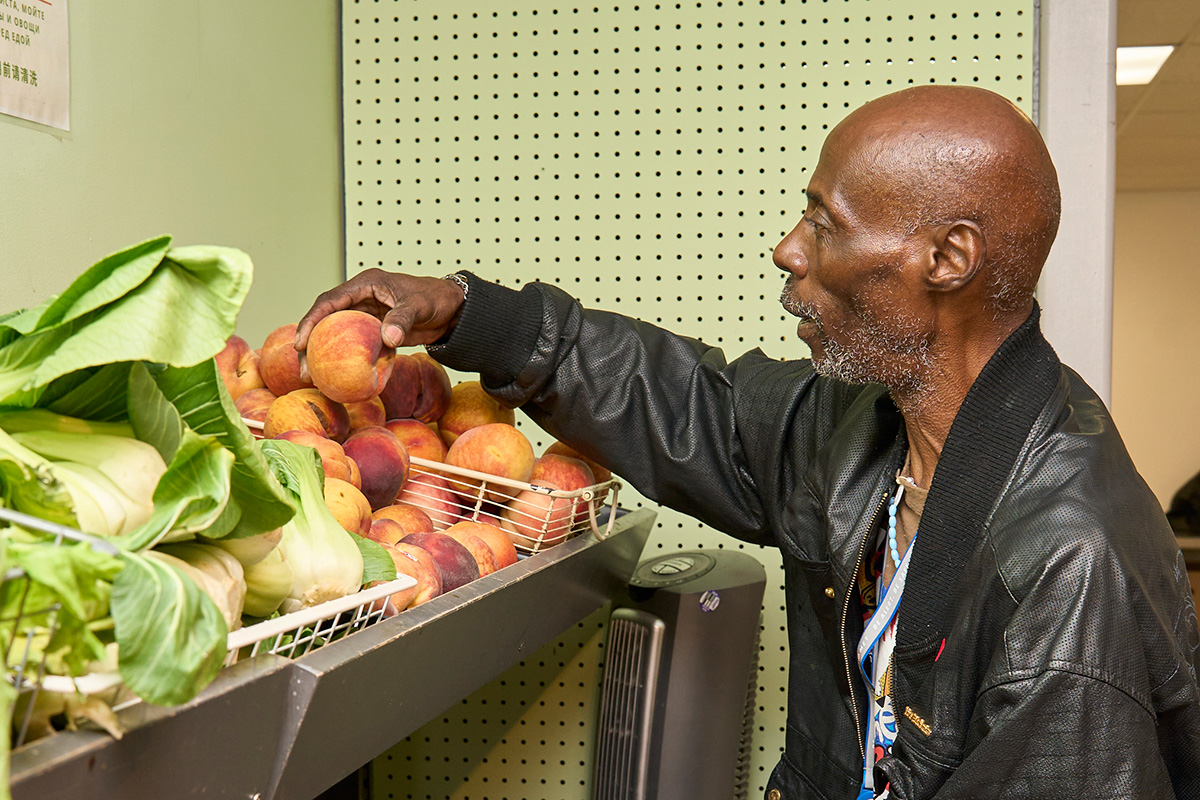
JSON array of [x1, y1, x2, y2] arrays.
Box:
[[774, 124, 934, 390]]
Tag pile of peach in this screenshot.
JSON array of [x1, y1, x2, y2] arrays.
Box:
[[215, 310, 612, 614]]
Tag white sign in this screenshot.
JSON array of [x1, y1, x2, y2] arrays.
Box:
[[0, 0, 69, 131]]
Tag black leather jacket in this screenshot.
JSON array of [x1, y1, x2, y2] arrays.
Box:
[[433, 273, 1200, 799]]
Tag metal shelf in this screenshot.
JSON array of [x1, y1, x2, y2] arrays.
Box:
[[9, 507, 657, 800]]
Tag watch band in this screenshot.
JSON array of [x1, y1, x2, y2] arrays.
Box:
[[425, 273, 469, 354], [442, 272, 469, 300]]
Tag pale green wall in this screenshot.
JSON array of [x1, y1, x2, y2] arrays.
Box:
[[345, 1, 1036, 797], [0, 1, 344, 348]]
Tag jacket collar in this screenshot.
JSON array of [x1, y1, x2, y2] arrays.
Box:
[[895, 302, 1061, 661]]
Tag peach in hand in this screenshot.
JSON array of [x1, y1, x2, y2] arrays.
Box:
[[305, 310, 396, 404]]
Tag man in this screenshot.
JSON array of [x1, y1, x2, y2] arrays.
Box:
[[296, 86, 1200, 798]]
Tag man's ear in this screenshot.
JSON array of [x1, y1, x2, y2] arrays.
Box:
[[926, 221, 985, 292]]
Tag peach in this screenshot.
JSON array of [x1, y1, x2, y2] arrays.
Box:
[[499, 482, 576, 552], [235, 387, 277, 438], [395, 473, 461, 528], [545, 440, 612, 505], [544, 441, 612, 485], [442, 525, 498, 577], [263, 388, 351, 441], [401, 531, 479, 592], [444, 422, 535, 504], [392, 541, 442, 606], [274, 429, 354, 483], [215, 335, 266, 402], [342, 425, 411, 510], [378, 353, 421, 420], [367, 517, 407, 548], [345, 396, 388, 433], [445, 520, 518, 571], [385, 418, 449, 462], [411, 353, 453, 423], [372, 542, 420, 618], [306, 309, 396, 404], [260, 323, 314, 397], [346, 456, 362, 490], [437, 380, 517, 446], [372, 503, 435, 536], [530, 453, 596, 523], [323, 477, 372, 537]]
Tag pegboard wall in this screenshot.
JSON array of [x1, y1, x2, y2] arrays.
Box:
[[342, 1, 1035, 797]]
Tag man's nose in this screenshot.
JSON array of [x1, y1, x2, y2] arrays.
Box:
[[773, 222, 808, 279]]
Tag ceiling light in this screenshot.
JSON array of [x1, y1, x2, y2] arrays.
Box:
[[1116, 45, 1175, 85]]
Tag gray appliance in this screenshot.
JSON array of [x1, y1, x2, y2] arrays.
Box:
[[592, 549, 767, 800]]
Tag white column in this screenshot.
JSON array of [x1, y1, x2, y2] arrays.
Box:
[[1035, 0, 1117, 406]]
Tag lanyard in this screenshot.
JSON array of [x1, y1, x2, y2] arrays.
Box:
[[857, 532, 915, 685]]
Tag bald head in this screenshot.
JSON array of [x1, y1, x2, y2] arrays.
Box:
[[828, 85, 1061, 312]]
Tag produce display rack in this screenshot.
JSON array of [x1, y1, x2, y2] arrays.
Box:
[[8, 506, 656, 800]]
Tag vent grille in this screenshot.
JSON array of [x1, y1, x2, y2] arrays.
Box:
[[593, 608, 666, 800], [732, 614, 763, 800]]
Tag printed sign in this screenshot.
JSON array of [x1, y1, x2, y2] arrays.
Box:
[[0, 0, 69, 130]]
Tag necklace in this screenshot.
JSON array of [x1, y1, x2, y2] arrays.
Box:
[[887, 485, 908, 569]]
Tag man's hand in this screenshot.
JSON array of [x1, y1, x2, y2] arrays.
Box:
[[294, 270, 467, 356]]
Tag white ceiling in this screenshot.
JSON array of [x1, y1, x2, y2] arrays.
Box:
[[1116, 0, 1200, 190]]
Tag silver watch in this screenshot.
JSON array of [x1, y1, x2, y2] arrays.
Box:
[[426, 273, 468, 354], [442, 272, 469, 300]]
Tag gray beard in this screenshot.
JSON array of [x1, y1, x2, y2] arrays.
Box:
[[780, 287, 934, 394]]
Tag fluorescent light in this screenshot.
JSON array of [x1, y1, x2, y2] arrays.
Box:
[[1116, 45, 1175, 85]]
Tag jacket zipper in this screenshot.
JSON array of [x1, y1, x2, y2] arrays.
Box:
[[840, 491, 891, 763]]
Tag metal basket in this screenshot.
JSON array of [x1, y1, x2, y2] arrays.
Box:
[[404, 455, 621, 555], [225, 576, 415, 665], [0, 506, 119, 749]]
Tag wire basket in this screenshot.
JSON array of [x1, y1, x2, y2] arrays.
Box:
[[0, 506, 120, 749], [403, 456, 621, 555], [225, 576, 415, 665]]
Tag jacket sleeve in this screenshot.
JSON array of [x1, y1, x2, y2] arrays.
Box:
[[428, 273, 844, 546], [889, 669, 1180, 799]]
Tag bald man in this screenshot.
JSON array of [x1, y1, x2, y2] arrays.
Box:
[[297, 86, 1200, 798]]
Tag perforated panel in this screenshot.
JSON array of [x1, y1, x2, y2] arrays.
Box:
[[343, 2, 1034, 796]]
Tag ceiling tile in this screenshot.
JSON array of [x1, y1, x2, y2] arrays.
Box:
[[1118, 0, 1200, 47]]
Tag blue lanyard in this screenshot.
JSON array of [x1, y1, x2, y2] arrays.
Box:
[[857, 533, 915, 684]]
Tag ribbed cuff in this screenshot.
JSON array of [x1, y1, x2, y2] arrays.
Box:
[[426, 271, 544, 388]]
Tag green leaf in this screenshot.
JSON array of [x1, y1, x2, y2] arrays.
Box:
[[1, 236, 172, 335], [126, 361, 186, 466], [149, 359, 294, 540], [348, 531, 398, 584], [43, 362, 135, 422], [113, 429, 235, 552], [0, 241, 252, 407], [0, 428, 77, 529], [110, 550, 227, 707]]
